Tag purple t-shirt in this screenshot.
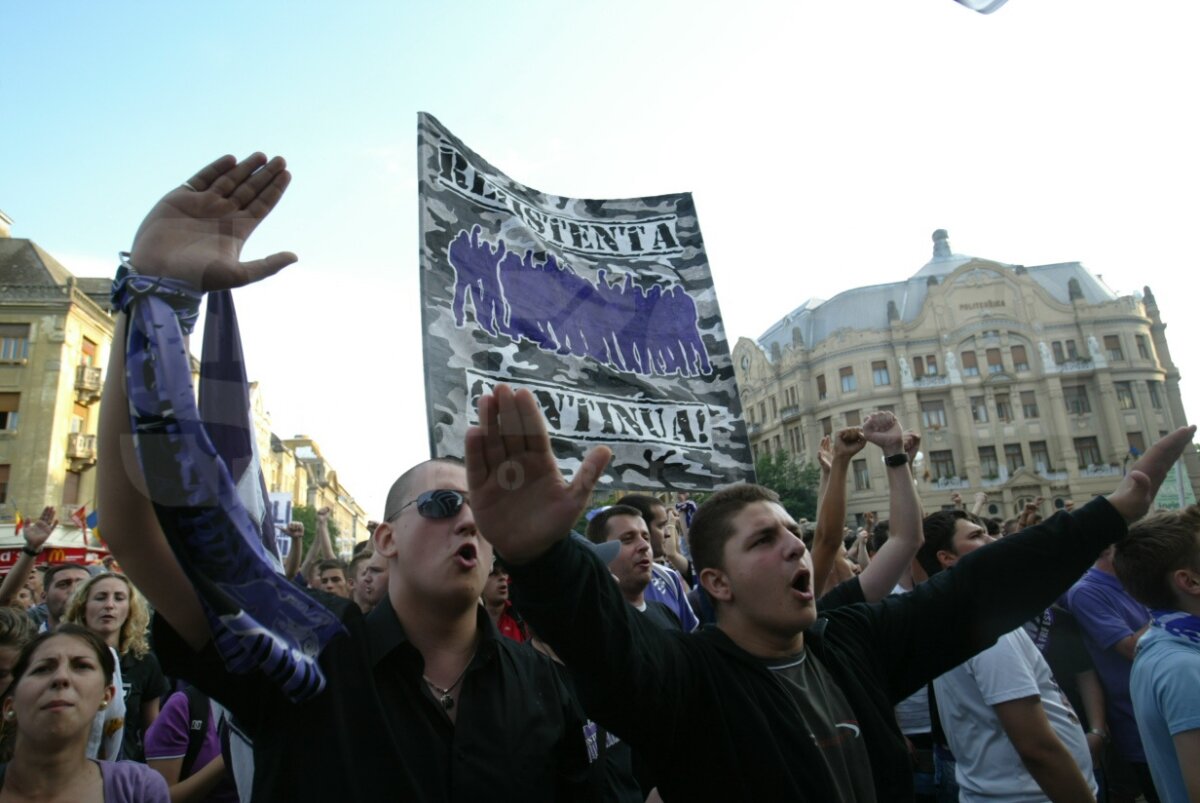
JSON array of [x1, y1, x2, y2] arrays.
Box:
[[144, 692, 238, 802], [98, 760, 171, 802], [1066, 567, 1150, 762]]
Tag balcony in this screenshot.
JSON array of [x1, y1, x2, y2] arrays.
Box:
[[1058, 359, 1094, 375], [75, 365, 102, 404], [1079, 464, 1122, 478], [780, 405, 801, 422], [67, 432, 97, 468], [932, 476, 969, 490], [912, 374, 950, 388], [747, 422, 762, 436]]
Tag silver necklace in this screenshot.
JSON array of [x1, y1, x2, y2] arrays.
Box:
[[423, 658, 473, 711]]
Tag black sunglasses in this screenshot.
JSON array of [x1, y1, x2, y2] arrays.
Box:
[[389, 489, 468, 521]]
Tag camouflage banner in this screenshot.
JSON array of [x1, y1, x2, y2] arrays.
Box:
[[418, 113, 752, 491]]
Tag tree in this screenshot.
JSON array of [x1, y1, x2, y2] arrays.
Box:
[[291, 505, 340, 559], [754, 450, 821, 522]]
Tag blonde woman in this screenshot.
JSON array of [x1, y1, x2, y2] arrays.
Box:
[[64, 573, 169, 762]]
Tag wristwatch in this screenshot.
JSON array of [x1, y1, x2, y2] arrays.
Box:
[[884, 452, 909, 468], [20, 546, 41, 557]]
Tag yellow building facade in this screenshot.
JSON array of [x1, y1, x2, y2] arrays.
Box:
[[1, 214, 369, 554], [732, 230, 1200, 523]]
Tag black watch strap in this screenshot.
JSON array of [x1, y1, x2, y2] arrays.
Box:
[[884, 452, 910, 468]]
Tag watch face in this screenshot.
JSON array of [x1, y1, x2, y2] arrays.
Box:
[[741, 355, 750, 371]]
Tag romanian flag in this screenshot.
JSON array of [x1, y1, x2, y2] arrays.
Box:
[[71, 505, 88, 534], [12, 511, 23, 536], [86, 509, 101, 545]]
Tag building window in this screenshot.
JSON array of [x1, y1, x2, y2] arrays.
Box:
[[770, 397, 778, 420], [877, 404, 896, 414], [913, 356, 925, 378], [773, 435, 782, 453], [844, 410, 861, 427], [1116, 381, 1136, 411], [921, 400, 948, 429], [785, 386, 798, 407], [1104, 335, 1124, 361], [930, 450, 957, 480], [0, 325, 30, 362], [1128, 431, 1146, 455], [995, 394, 1013, 423], [1075, 437, 1103, 468], [1148, 380, 1163, 409], [81, 337, 98, 367], [1063, 385, 1091, 415], [970, 396, 989, 424], [1020, 391, 1039, 419], [0, 465, 8, 504], [788, 427, 803, 454], [1052, 341, 1066, 365], [821, 416, 832, 436], [817, 375, 827, 401], [926, 354, 939, 376], [872, 361, 890, 386], [62, 471, 81, 506], [853, 458, 870, 491], [979, 446, 999, 478], [840, 366, 857, 393], [1030, 441, 1052, 473], [961, 351, 980, 377], [1011, 344, 1030, 372], [986, 348, 1004, 374], [0, 394, 18, 432], [759, 403, 766, 423], [1066, 339, 1080, 360], [1005, 443, 1025, 474], [1136, 334, 1152, 360]]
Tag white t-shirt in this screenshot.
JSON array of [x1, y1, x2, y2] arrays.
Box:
[[933, 628, 1096, 803], [86, 646, 126, 761]]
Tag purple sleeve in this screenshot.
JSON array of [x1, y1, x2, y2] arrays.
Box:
[[667, 568, 700, 632], [143, 692, 190, 761], [99, 760, 171, 803], [1068, 583, 1139, 651]]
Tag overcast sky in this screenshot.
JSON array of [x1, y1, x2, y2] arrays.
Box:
[[5, 1, 1198, 518]]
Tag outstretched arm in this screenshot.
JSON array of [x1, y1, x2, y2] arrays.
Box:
[[856, 417, 923, 601], [813, 428, 866, 599], [282, 522, 304, 579], [98, 153, 297, 650], [0, 508, 56, 606]]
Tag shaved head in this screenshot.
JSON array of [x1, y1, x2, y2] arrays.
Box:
[[383, 457, 464, 521]]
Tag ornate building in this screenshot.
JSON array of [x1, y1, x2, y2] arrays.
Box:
[[732, 230, 1199, 522]]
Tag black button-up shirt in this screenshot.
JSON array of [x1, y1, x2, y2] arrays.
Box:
[[154, 595, 594, 802]]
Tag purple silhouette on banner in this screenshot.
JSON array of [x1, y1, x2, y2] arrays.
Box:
[[448, 226, 712, 378]]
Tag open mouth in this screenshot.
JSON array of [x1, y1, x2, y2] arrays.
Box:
[[454, 543, 479, 568], [790, 570, 813, 601]]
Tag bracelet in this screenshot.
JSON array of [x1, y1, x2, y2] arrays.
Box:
[[111, 252, 204, 335], [1086, 728, 1108, 740], [20, 546, 41, 557]]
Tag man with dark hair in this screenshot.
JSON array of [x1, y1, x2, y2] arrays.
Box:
[[613, 494, 699, 631], [1114, 505, 1200, 801], [481, 560, 526, 643], [586, 504, 681, 632], [315, 558, 349, 599], [465, 383, 1194, 801], [918, 509, 1098, 801], [346, 552, 372, 612], [30, 562, 92, 633]]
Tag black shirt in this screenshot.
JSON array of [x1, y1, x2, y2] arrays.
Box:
[[153, 597, 594, 802], [119, 650, 170, 762]]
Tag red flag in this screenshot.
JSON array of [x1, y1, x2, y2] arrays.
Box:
[[12, 511, 23, 536], [71, 505, 88, 533]]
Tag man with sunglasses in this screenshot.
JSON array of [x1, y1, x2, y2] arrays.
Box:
[[98, 155, 594, 802]]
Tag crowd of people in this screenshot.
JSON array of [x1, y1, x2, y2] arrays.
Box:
[[1, 152, 1197, 802]]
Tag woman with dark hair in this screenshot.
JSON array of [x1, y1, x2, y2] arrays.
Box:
[[63, 572, 168, 761], [0, 608, 35, 699], [0, 624, 168, 800]]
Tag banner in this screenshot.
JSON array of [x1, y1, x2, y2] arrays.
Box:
[[418, 113, 752, 490]]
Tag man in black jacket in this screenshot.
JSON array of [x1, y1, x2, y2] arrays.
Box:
[[465, 383, 1195, 801]]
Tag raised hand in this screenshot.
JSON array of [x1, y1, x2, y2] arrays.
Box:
[[316, 507, 331, 522], [903, 431, 921, 462], [817, 435, 834, 474], [23, 507, 58, 551], [974, 492, 988, 506], [286, 522, 305, 540], [862, 411, 903, 453], [1106, 425, 1196, 523], [832, 427, 867, 460], [466, 385, 611, 564], [129, 153, 297, 291]]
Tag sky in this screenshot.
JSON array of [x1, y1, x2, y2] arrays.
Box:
[[4, 1, 1199, 519]]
